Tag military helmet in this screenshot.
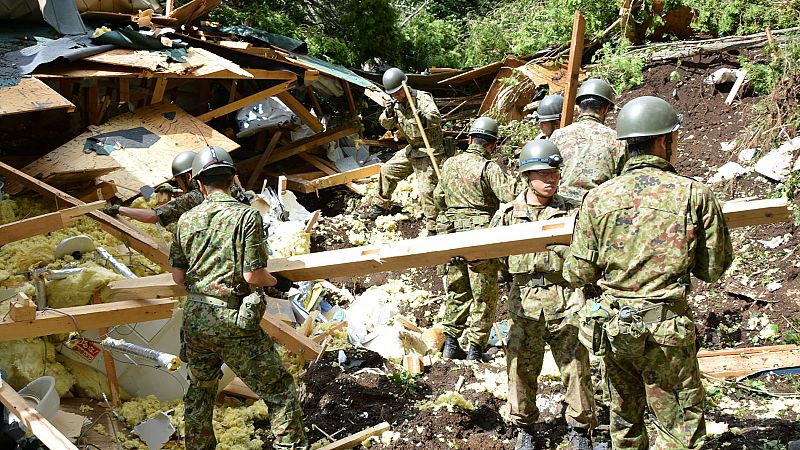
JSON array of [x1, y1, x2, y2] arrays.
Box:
[[576, 78, 615, 105], [519, 139, 563, 172], [536, 94, 563, 122], [191, 146, 236, 179], [616, 96, 683, 140], [382, 67, 407, 95], [171, 151, 196, 178], [469, 116, 499, 141]]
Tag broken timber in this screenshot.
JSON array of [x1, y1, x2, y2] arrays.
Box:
[[561, 10, 586, 128], [318, 422, 391, 450], [0, 382, 80, 450], [698, 344, 800, 379], [0, 200, 104, 245], [237, 126, 358, 171]]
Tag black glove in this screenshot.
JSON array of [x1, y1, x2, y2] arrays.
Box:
[[101, 204, 120, 216], [416, 110, 427, 127], [385, 100, 396, 118], [272, 274, 295, 293], [449, 256, 468, 266]]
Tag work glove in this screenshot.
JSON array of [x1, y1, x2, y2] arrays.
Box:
[[154, 184, 180, 195], [449, 256, 468, 266], [101, 204, 120, 216], [272, 274, 295, 293], [385, 100, 396, 118], [416, 110, 427, 128]]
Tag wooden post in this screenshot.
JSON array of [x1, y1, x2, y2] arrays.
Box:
[[619, 0, 634, 36], [400, 80, 441, 178], [87, 81, 100, 125], [307, 85, 323, 117], [246, 131, 283, 191], [9, 293, 36, 322], [150, 77, 168, 104], [228, 79, 238, 103], [277, 91, 324, 133], [92, 293, 122, 407], [343, 82, 357, 118], [765, 27, 777, 58], [560, 10, 586, 128]]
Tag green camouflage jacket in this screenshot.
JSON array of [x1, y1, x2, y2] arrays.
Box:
[[434, 143, 515, 231], [549, 113, 628, 202], [564, 155, 733, 345], [169, 192, 268, 301], [491, 192, 579, 320], [379, 88, 444, 158], [154, 181, 249, 226]]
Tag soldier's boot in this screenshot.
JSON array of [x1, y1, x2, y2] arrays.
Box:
[[466, 343, 483, 361], [514, 426, 537, 450], [442, 334, 466, 360], [362, 204, 388, 220], [566, 426, 592, 450]]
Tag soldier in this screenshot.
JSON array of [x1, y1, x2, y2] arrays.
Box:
[[564, 96, 733, 450], [364, 67, 444, 234], [549, 78, 627, 202], [102, 150, 250, 225], [534, 94, 563, 139], [491, 139, 595, 450], [434, 116, 515, 360], [169, 146, 306, 450]]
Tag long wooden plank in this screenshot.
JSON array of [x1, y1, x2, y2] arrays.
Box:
[[299, 153, 365, 195], [318, 422, 391, 450], [0, 299, 177, 342], [310, 163, 381, 191], [246, 130, 283, 191], [438, 60, 504, 85], [197, 81, 293, 122], [560, 10, 586, 128], [260, 313, 321, 361], [0, 383, 80, 450], [276, 91, 324, 133], [698, 344, 799, 358], [237, 126, 357, 172], [0, 161, 170, 269], [102, 273, 187, 301], [0, 201, 104, 245], [0, 78, 75, 117], [699, 346, 800, 379]]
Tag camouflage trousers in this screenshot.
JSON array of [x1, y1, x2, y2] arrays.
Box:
[[506, 310, 596, 430], [376, 147, 442, 231], [441, 262, 498, 347], [182, 301, 307, 450], [604, 340, 705, 450]]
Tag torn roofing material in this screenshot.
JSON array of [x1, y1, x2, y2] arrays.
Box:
[[286, 52, 378, 90], [0, 0, 86, 35]]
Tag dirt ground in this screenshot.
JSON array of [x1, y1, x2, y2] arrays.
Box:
[[295, 48, 800, 450]]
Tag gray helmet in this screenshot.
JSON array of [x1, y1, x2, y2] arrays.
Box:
[[536, 94, 563, 122], [616, 96, 683, 140], [382, 67, 407, 95], [576, 78, 615, 105], [192, 146, 237, 179], [171, 151, 196, 178], [469, 116, 499, 141], [519, 139, 563, 172]]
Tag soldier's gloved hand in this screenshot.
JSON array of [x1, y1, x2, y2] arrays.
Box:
[[546, 244, 570, 259], [449, 256, 468, 266], [416, 110, 427, 127], [154, 184, 179, 195], [272, 274, 295, 293], [385, 100, 396, 118], [101, 204, 120, 216]]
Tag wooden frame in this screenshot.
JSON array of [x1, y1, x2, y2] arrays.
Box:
[[237, 126, 357, 172], [276, 91, 324, 133], [0, 382, 80, 450], [197, 80, 294, 122], [561, 10, 586, 128], [0, 201, 104, 245]]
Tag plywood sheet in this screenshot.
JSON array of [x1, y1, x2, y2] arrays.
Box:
[[84, 48, 170, 72], [20, 103, 239, 200], [0, 78, 75, 117]]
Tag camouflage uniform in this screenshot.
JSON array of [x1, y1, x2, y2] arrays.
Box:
[[564, 155, 733, 450], [434, 143, 514, 347], [170, 192, 306, 450], [549, 113, 628, 202], [377, 88, 445, 231], [154, 181, 249, 226], [491, 191, 596, 431]]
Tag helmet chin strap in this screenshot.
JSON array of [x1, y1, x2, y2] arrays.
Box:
[[665, 133, 674, 162]]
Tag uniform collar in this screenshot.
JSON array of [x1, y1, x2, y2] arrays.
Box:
[[206, 191, 236, 202], [623, 154, 676, 173], [576, 112, 604, 124], [511, 191, 569, 218], [466, 143, 489, 157]]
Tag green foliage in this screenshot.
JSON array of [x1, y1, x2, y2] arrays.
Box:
[[400, 10, 465, 70], [497, 118, 542, 164], [209, 1, 305, 38], [388, 370, 422, 394], [682, 0, 800, 36], [591, 39, 645, 94]]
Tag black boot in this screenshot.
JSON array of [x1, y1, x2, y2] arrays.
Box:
[[442, 335, 466, 359], [361, 204, 388, 220], [514, 427, 536, 450], [566, 426, 592, 450], [466, 343, 483, 361]]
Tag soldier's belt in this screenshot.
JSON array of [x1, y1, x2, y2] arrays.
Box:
[[514, 272, 552, 288], [637, 300, 687, 323], [187, 294, 237, 309]]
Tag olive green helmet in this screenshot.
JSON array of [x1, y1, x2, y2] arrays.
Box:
[[192, 146, 236, 179], [536, 94, 563, 122], [616, 96, 683, 140], [171, 151, 196, 178], [469, 116, 499, 141], [519, 139, 563, 172], [382, 67, 407, 95], [576, 78, 615, 105]]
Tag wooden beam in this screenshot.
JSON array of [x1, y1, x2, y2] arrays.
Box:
[[76, 181, 118, 202], [87, 82, 100, 125], [276, 91, 324, 133], [0, 78, 75, 117], [0, 201, 104, 245], [317, 422, 391, 450], [0, 382, 80, 450], [725, 69, 747, 105], [260, 313, 321, 361], [102, 273, 186, 301], [238, 126, 357, 171], [560, 10, 586, 128], [91, 293, 121, 407], [0, 299, 177, 342], [307, 85, 323, 116], [0, 162, 170, 269], [150, 77, 168, 104], [228, 79, 238, 103], [310, 163, 381, 191], [438, 61, 503, 85], [343, 82, 357, 117], [222, 377, 258, 400], [197, 80, 293, 122], [298, 154, 365, 195], [246, 131, 283, 191], [699, 344, 800, 379]]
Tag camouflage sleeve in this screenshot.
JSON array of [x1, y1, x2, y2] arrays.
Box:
[[614, 140, 629, 176], [690, 184, 734, 283], [168, 224, 189, 270], [242, 209, 269, 273], [433, 180, 446, 212], [484, 161, 515, 203], [379, 106, 398, 130], [155, 190, 204, 226], [563, 200, 601, 287], [417, 91, 442, 129]]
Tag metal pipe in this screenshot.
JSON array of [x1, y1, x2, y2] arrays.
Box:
[[96, 247, 137, 279]]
